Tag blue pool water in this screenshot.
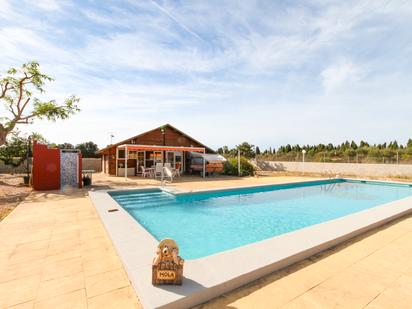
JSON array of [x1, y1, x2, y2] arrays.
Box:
[[110, 179, 412, 259]]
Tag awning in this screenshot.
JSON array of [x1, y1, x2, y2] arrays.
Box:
[[189, 152, 226, 163], [117, 144, 205, 153]]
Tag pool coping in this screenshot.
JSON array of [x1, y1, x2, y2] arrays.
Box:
[[89, 178, 412, 309]]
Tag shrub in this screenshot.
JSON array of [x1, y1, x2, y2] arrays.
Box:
[[224, 156, 255, 176]]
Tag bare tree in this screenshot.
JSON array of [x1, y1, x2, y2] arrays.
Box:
[[0, 61, 80, 145]]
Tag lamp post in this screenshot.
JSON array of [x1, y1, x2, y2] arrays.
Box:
[[302, 149, 306, 175]]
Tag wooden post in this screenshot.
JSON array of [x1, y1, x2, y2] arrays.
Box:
[[116, 147, 119, 176], [125, 146, 128, 181]]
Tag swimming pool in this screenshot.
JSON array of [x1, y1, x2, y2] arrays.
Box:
[[110, 179, 412, 260]]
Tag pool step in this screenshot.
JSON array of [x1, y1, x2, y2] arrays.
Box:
[[112, 192, 176, 210]]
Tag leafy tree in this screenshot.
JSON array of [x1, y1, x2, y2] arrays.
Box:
[[350, 141, 358, 149], [255, 146, 261, 155], [0, 61, 80, 146], [31, 132, 48, 144], [359, 140, 369, 148], [0, 132, 29, 173], [236, 142, 255, 159], [407, 139, 412, 148], [223, 156, 254, 176], [56, 143, 74, 149], [389, 140, 398, 149], [76, 141, 99, 158]]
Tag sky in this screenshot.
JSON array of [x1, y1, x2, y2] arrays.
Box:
[[1, 0, 412, 150]]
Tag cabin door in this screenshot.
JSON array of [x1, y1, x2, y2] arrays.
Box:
[[166, 151, 183, 171], [166, 151, 175, 168]]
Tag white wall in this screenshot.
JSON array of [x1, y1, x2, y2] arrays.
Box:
[[255, 160, 412, 178]]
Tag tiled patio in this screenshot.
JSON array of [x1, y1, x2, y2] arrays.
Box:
[[1, 174, 412, 308], [0, 190, 140, 308], [198, 213, 412, 308]]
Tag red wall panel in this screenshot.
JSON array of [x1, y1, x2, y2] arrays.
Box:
[[32, 141, 61, 190]]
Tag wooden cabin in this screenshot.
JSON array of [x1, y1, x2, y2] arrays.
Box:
[[98, 124, 218, 176]]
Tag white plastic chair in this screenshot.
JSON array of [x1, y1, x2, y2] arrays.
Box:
[[155, 163, 163, 178], [164, 163, 172, 169], [141, 166, 150, 178], [163, 166, 173, 182]]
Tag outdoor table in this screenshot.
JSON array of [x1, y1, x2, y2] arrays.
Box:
[[146, 168, 155, 178]]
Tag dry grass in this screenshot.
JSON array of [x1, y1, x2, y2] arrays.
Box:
[[0, 173, 31, 221]]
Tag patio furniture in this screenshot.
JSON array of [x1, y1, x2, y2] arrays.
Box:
[[172, 168, 181, 178], [164, 163, 172, 169], [146, 167, 155, 178], [141, 166, 151, 178], [155, 163, 163, 179], [163, 167, 173, 182]]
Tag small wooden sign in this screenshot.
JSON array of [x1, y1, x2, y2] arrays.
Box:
[[157, 270, 176, 280], [152, 239, 184, 285]]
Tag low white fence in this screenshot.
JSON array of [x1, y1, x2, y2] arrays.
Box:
[[255, 160, 412, 178]]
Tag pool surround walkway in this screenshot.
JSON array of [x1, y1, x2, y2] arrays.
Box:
[[89, 178, 412, 309]]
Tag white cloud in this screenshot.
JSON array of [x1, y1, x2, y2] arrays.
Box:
[[321, 60, 364, 92], [31, 0, 61, 11]]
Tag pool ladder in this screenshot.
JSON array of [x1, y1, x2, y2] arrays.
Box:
[[322, 183, 337, 191]]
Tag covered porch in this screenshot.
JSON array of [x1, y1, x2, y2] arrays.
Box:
[[115, 144, 206, 178]]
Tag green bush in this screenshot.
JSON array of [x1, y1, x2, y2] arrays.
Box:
[[224, 156, 255, 176]]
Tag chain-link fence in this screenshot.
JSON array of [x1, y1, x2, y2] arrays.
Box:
[[258, 151, 412, 165]]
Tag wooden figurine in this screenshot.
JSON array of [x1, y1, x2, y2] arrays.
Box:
[[152, 238, 184, 285]]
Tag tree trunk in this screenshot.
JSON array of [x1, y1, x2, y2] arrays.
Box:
[[0, 128, 8, 146]]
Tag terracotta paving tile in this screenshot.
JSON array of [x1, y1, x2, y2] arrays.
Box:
[[36, 272, 85, 301], [0, 274, 41, 308], [291, 267, 397, 308], [365, 274, 412, 308], [82, 255, 123, 277], [81, 247, 117, 260], [41, 257, 83, 281], [46, 237, 81, 257], [44, 248, 82, 264], [87, 287, 141, 309], [355, 245, 412, 274], [13, 240, 50, 254], [0, 258, 45, 283], [33, 289, 87, 309], [17, 231, 53, 244], [8, 247, 48, 265], [85, 268, 130, 298], [9, 301, 35, 309], [49, 230, 80, 242]]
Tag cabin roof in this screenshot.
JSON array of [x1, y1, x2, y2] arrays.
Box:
[[97, 124, 215, 154]]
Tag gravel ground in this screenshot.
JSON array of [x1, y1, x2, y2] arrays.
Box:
[[0, 174, 31, 221]]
